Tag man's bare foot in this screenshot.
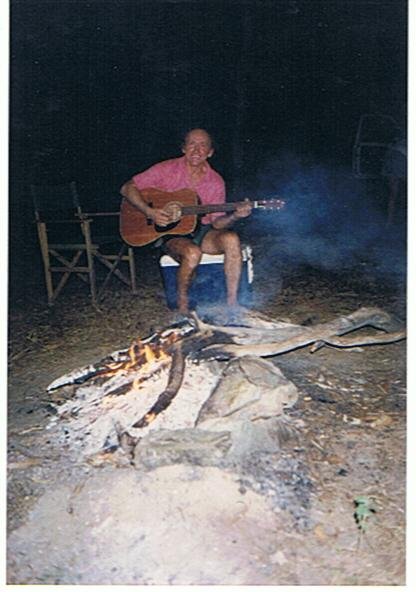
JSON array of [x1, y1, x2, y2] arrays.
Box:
[[227, 303, 248, 313], [226, 303, 249, 324], [169, 309, 192, 325]]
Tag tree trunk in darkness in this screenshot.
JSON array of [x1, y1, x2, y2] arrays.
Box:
[[232, 7, 253, 195]]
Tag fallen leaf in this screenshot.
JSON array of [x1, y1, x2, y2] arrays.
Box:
[[314, 524, 328, 541], [326, 454, 343, 464], [370, 413, 394, 428]]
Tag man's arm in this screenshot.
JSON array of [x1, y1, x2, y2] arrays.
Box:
[[211, 201, 252, 230], [120, 180, 172, 226]]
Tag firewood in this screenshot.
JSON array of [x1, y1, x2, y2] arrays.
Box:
[[309, 330, 406, 352], [132, 343, 185, 428], [114, 421, 140, 460], [196, 307, 405, 359]]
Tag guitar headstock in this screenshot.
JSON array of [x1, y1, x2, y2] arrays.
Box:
[[256, 198, 285, 210]]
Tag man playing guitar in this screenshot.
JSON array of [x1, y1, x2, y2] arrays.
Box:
[[120, 128, 252, 315]]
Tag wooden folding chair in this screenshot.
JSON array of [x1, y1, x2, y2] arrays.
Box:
[[31, 181, 137, 306]]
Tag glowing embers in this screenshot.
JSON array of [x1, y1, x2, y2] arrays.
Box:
[[46, 316, 198, 394]]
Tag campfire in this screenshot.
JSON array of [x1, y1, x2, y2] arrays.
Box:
[[45, 306, 405, 465]]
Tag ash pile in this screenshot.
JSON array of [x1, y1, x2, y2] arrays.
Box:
[[44, 310, 314, 524]]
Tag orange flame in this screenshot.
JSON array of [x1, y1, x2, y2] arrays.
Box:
[[99, 332, 178, 381]]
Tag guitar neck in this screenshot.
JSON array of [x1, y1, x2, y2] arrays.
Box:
[[181, 200, 257, 216]]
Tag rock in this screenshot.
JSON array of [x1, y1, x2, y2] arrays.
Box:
[[216, 416, 299, 462], [193, 356, 299, 462], [196, 356, 298, 428], [133, 428, 232, 469]]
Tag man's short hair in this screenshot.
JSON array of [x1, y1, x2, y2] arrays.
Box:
[[180, 128, 216, 151]]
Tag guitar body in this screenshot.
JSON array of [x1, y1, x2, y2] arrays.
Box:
[[120, 188, 200, 247]]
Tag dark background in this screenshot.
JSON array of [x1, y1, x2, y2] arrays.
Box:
[[9, 0, 408, 297]]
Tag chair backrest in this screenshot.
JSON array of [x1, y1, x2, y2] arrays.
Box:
[[31, 181, 81, 216]]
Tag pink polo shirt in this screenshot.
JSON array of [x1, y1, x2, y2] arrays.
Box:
[[132, 156, 226, 225]]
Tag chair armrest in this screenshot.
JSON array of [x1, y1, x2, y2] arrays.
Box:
[[35, 218, 92, 224], [82, 212, 120, 217]]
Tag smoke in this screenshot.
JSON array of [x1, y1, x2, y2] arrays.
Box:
[[239, 152, 406, 282]]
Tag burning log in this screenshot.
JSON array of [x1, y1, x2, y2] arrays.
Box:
[[46, 319, 197, 392], [132, 342, 185, 428]]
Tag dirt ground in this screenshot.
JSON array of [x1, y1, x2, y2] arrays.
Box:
[[6, 242, 407, 585]]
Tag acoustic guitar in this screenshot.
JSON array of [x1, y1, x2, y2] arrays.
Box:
[[120, 187, 285, 247]]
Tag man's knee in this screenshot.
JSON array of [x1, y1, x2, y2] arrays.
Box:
[[181, 243, 202, 268], [221, 230, 241, 253]]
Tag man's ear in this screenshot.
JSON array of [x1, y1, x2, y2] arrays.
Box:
[[208, 148, 214, 158]]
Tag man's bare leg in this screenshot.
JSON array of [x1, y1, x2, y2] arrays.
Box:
[[201, 229, 242, 307], [165, 237, 202, 313]]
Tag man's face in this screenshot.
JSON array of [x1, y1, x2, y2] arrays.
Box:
[[182, 129, 214, 168]]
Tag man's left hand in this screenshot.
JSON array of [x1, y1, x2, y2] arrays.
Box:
[[234, 200, 252, 219]]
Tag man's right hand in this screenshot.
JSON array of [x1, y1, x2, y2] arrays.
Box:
[[148, 208, 173, 227], [121, 180, 173, 227]]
